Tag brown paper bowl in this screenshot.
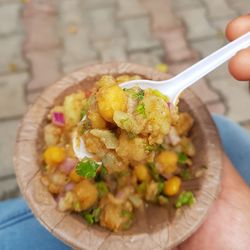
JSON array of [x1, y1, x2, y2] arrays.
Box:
[[14, 62, 223, 250]]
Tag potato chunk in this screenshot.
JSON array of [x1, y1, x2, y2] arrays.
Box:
[[97, 85, 127, 122], [73, 180, 98, 210]]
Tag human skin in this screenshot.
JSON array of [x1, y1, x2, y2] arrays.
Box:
[[177, 16, 250, 250]]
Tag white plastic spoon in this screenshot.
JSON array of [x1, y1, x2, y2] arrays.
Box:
[[73, 32, 250, 159]]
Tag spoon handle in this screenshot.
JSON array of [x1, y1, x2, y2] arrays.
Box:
[[167, 32, 250, 95]]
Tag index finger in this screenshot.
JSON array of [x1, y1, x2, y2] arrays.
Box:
[[226, 15, 250, 41]]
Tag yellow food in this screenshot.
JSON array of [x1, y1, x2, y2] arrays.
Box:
[[97, 85, 127, 122], [157, 151, 178, 175], [88, 111, 107, 129], [43, 146, 66, 166], [41, 74, 197, 232], [69, 168, 82, 182], [164, 176, 181, 196], [74, 180, 98, 210], [134, 164, 151, 182], [63, 91, 86, 128]]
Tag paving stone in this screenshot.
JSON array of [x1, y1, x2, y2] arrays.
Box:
[[142, 0, 181, 33], [23, 13, 60, 51], [168, 60, 197, 75], [0, 2, 21, 35], [201, 0, 237, 19], [190, 79, 220, 103], [121, 16, 161, 51], [0, 119, 20, 177], [191, 36, 229, 79], [62, 28, 98, 66], [59, 0, 86, 24], [128, 49, 164, 66], [0, 35, 28, 73], [117, 0, 147, 19], [0, 73, 27, 118], [82, 0, 115, 9], [159, 28, 198, 63], [210, 77, 250, 122], [176, 7, 217, 41], [0, 178, 20, 201], [210, 18, 235, 34], [26, 49, 61, 91], [227, 0, 250, 14], [89, 6, 122, 40], [22, 0, 58, 17], [206, 101, 226, 115], [100, 45, 127, 63], [169, 0, 202, 10], [62, 60, 100, 75]]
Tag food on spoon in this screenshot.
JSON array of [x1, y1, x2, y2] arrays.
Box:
[[41, 74, 198, 232]]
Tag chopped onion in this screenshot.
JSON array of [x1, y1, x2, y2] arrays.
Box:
[[54, 193, 64, 203], [168, 126, 181, 146], [90, 129, 118, 149], [59, 158, 77, 174], [65, 182, 75, 192], [52, 112, 65, 127]]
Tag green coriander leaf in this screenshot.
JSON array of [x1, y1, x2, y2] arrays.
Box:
[[155, 144, 165, 152], [96, 181, 109, 198], [83, 213, 95, 224], [92, 207, 101, 222], [178, 152, 188, 164], [145, 144, 155, 152], [147, 162, 163, 182], [158, 195, 169, 205], [132, 89, 144, 101], [76, 158, 99, 179], [101, 165, 108, 176], [136, 103, 146, 118], [175, 191, 195, 208], [136, 182, 147, 194], [157, 182, 164, 194], [121, 210, 133, 219], [180, 168, 191, 181]]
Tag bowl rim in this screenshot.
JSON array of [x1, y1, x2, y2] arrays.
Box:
[[14, 62, 223, 250]]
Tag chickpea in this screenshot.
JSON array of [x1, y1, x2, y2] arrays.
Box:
[[164, 176, 181, 196], [43, 146, 66, 166], [73, 180, 98, 210], [156, 151, 178, 175], [97, 85, 127, 122], [88, 111, 107, 129], [134, 164, 151, 182], [69, 168, 82, 183]]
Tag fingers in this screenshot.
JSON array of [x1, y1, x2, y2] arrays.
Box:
[[228, 48, 250, 81], [226, 15, 250, 41], [226, 15, 250, 80]]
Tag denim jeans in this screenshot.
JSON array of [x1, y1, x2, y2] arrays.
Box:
[[0, 115, 249, 250]]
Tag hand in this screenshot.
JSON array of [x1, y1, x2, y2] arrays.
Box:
[[178, 154, 250, 250], [176, 16, 250, 249], [226, 15, 250, 80]]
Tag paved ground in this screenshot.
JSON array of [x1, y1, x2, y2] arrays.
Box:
[[0, 0, 250, 200]]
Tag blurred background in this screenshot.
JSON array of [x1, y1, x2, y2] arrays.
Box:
[[0, 0, 250, 200]]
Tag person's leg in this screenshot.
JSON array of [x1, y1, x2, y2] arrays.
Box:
[[0, 198, 70, 250], [212, 114, 250, 185]]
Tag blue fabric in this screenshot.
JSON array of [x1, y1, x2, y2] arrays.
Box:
[[0, 115, 249, 249], [212, 114, 250, 185]]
